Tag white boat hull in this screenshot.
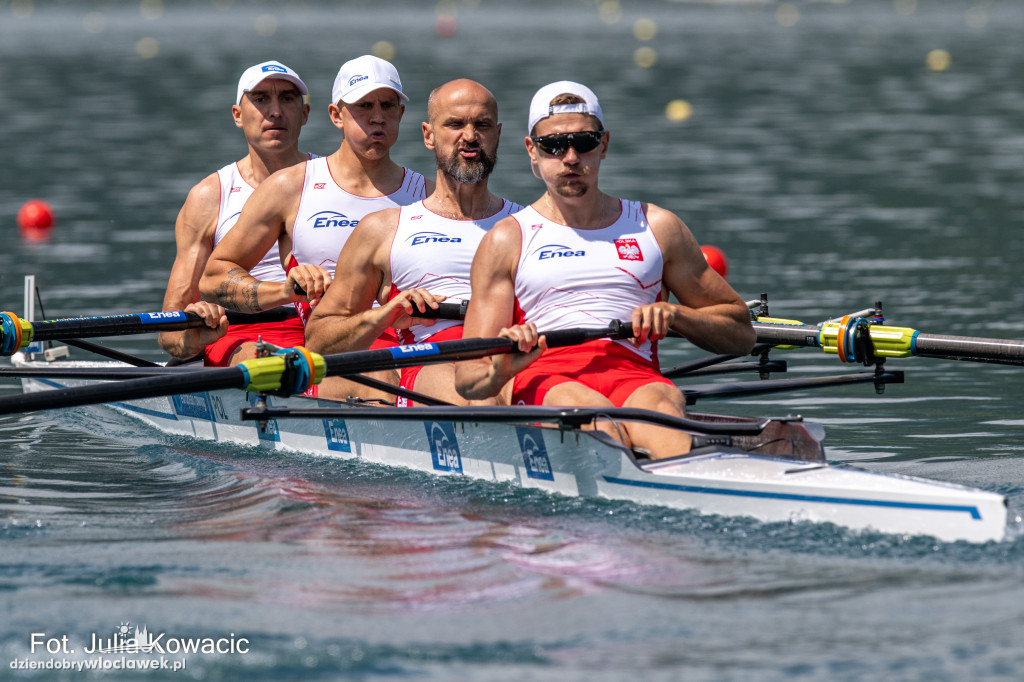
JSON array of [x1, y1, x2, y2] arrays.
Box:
[[16, 362, 1008, 544]]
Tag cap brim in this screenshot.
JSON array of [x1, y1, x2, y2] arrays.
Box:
[[240, 74, 309, 103], [340, 83, 409, 104]]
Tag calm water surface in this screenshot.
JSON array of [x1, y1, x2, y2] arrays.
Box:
[[2, 2, 1024, 680]]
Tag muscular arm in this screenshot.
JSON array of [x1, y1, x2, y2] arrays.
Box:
[[200, 164, 328, 312], [643, 204, 755, 355], [158, 174, 228, 359], [455, 218, 544, 400], [305, 208, 444, 354]]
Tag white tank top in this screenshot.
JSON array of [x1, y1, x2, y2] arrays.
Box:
[[291, 157, 428, 276], [513, 200, 664, 361], [213, 161, 290, 283], [390, 199, 521, 344]]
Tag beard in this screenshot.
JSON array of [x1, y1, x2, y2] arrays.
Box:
[[438, 144, 495, 184]]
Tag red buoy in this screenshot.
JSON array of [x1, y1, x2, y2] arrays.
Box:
[[17, 200, 55, 239], [701, 245, 728, 279]]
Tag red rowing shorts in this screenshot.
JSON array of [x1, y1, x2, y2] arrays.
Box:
[[512, 339, 675, 406], [396, 325, 463, 406], [204, 315, 306, 367], [373, 326, 400, 350]]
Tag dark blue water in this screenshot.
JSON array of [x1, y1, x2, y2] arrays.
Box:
[[3, 1, 1024, 680]]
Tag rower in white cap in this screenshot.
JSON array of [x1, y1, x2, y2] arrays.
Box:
[[159, 60, 314, 366], [201, 55, 433, 399], [455, 81, 755, 458]]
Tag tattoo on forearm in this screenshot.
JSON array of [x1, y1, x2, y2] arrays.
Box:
[[218, 267, 262, 313]]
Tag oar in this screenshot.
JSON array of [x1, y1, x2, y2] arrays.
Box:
[[753, 317, 1024, 366], [0, 302, 473, 357], [0, 308, 302, 355], [0, 321, 633, 417]]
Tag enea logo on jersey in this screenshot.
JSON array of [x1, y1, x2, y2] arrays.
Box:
[[310, 211, 358, 229], [516, 427, 554, 481], [408, 231, 463, 246], [426, 422, 462, 473], [536, 244, 585, 261], [615, 238, 643, 261]]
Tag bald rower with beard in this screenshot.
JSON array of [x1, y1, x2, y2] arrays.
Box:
[[305, 79, 521, 406]]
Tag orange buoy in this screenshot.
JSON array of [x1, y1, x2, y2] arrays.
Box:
[[700, 244, 728, 279], [17, 200, 55, 239]]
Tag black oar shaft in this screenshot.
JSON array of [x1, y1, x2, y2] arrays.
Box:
[[25, 309, 296, 342], [912, 333, 1024, 365], [320, 322, 635, 376], [752, 322, 821, 348], [753, 321, 1024, 366], [0, 367, 245, 416]]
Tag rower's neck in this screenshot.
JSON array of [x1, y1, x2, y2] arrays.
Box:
[[328, 144, 405, 197], [536, 191, 620, 230], [241, 148, 309, 186], [424, 173, 502, 221]]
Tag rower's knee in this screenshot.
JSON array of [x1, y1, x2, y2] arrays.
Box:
[[624, 383, 685, 416]]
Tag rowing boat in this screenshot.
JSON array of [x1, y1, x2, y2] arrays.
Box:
[[1, 279, 1014, 544], [8, 352, 1007, 543]]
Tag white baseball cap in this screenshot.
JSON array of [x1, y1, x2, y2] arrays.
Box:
[[331, 55, 409, 105], [527, 81, 604, 134], [236, 61, 308, 104]]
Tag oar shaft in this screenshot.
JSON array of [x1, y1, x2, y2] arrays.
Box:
[[911, 333, 1024, 365], [320, 321, 636, 376], [753, 321, 1024, 366], [751, 322, 820, 348], [1, 309, 300, 353], [0, 366, 246, 416]]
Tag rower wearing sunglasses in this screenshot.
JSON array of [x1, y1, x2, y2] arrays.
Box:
[[455, 81, 755, 459], [305, 79, 521, 406]]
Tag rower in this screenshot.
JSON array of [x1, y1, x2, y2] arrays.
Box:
[[200, 55, 432, 399], [304, 79, 521, 406], [454, 81, 756, 458], [159, 60, 313, 366]]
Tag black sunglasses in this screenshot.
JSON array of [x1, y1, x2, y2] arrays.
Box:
[[530, 130, 605, 156]]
